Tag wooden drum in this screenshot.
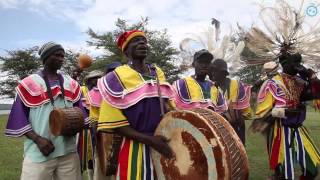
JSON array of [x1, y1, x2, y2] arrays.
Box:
[[96, 132, 122, 176], [49, 107, 84, 136], [152, 108, 249, 180]]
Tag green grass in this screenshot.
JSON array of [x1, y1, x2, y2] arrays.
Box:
[[246, 110, 320, 179], [0, 115, 24, 180], [0, 112, 319, 180]]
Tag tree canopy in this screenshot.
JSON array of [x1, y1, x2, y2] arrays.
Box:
[[87, 17, 183, 82]]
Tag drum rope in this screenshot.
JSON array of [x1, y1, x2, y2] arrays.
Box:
[[42, 70, 67, 108]]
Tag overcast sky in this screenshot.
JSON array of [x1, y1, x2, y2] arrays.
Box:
[[0, 0, 319, 56]]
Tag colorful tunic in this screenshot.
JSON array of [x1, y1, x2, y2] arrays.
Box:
[[256, 73, 320, 179], [172, 76, 227, 113], [81, 86, 90, 110], [78, 86, 96, 172], [97, 64, 174, 180], [5, 71, 89, 163], [223, 79, 252, 144], [88, 87, 103, 122]]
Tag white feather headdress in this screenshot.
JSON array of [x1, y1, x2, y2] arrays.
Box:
[[239, 0, 320, 66], [179, 19, 245, 73]]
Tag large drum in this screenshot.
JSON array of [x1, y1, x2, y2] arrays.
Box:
[[49, 107, 84, 136], [96, 132, 122, 176], [152, 108, 249, 180]]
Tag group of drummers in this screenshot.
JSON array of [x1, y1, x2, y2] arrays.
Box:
[[5, 29, 320, 180]]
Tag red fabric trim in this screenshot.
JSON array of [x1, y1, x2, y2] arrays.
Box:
[[17, 83, 81, 107], [118, 138, 129, 180], [270, 126, 281, 169]]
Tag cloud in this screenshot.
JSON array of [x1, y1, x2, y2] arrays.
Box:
[[0, 0, 260, 31], [0, 0, 261, 56], [2, 0, 318, 56], [0, 0, 20, 9]]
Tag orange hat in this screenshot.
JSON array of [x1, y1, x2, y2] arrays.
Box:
[[117, 30, 146, 52]]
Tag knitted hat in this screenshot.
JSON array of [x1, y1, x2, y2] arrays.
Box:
[[38, 41, 64, 62], [117, 30, 146, 52]]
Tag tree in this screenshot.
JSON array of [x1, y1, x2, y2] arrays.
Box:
[[0, 47, 40, 97], [86, 17, 183, 82], [0, 47, 82, 97]]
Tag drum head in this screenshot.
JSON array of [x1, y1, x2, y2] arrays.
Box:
[[151, 108, 249, 180]]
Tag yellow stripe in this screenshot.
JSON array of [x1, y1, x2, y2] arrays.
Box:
[[211, 86, 218, 105], [115, 65, 145, 90], [99, 121, 130, 126], [227, 79, 238, 102], [136, 143, 143, 180], [184, 77, 203, 101], [278, 123, 285, 164], [299, 128, 320, 164], [127, 140, 133, 180], [97, 122, 129, 131]]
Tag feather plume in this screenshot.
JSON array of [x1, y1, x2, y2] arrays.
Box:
[[179, 20, 245, 74], [239, 0, 320, 65]]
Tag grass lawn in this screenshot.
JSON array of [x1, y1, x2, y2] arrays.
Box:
[[0, 115, 24, 180], [0, 112, 319, 180]]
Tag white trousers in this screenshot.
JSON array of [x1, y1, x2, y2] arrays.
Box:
[[21, 152, 81, 180]]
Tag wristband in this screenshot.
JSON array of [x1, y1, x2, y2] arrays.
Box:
[[271, 107, 286, 118]]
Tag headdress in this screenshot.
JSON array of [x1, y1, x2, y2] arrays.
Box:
[[179, 19, 245, 74], [239, 0, 320, 66]]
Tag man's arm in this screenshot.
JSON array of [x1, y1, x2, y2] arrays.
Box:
[[5, 95, 55, 156], [297, 66, 320, 101], [115, 126, 173, 158]]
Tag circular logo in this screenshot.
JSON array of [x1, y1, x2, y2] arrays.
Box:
[[306, 4, 318, 17]]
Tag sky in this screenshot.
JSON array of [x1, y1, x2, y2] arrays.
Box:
[[0, 0, 319, 57]]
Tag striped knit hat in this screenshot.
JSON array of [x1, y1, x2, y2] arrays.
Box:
[[117, 30, 146, 52], [38, 41, 64, 62]]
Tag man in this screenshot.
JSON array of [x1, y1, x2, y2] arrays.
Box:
[[210, 59, 251, 145], [5, 42, 89, 180], [90, 62, 121, 180], [172, 49, 227, 112], [255, 53, 320, 179], [78, 70, 104, 180], [97, 30, 174, 180]]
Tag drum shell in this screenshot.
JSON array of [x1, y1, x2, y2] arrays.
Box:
[[96, 132, 122, 176], [49, 107, 84, 136], [152, 108, 249, 180]]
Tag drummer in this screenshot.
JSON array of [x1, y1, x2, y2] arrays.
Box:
[[97, 30, 175, 180], [210, 59, 252, 145], [78, 70, 104, 180], [5, 42, 89, 180], [90, 62, 121, 180], [172, 49, 227, 112]]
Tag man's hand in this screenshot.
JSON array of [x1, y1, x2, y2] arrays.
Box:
[[285, 105, 306, 118], [115, 126, 174, 159], [34, 136, 55, 156], [149, 135, 174, 159], [296, 65, 314, 81]]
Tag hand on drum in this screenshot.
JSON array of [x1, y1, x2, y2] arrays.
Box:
[[149, 135, 174, 159], [35, 136, 55, 156]]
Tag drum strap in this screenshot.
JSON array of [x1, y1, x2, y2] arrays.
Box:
[[151, 64, 165, 116], [42, 71, 67, 108]]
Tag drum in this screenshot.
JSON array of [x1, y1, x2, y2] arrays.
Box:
[[96, 132, 122, 176], [49, 107, 84, 136], [152, 108, 249, 180]]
